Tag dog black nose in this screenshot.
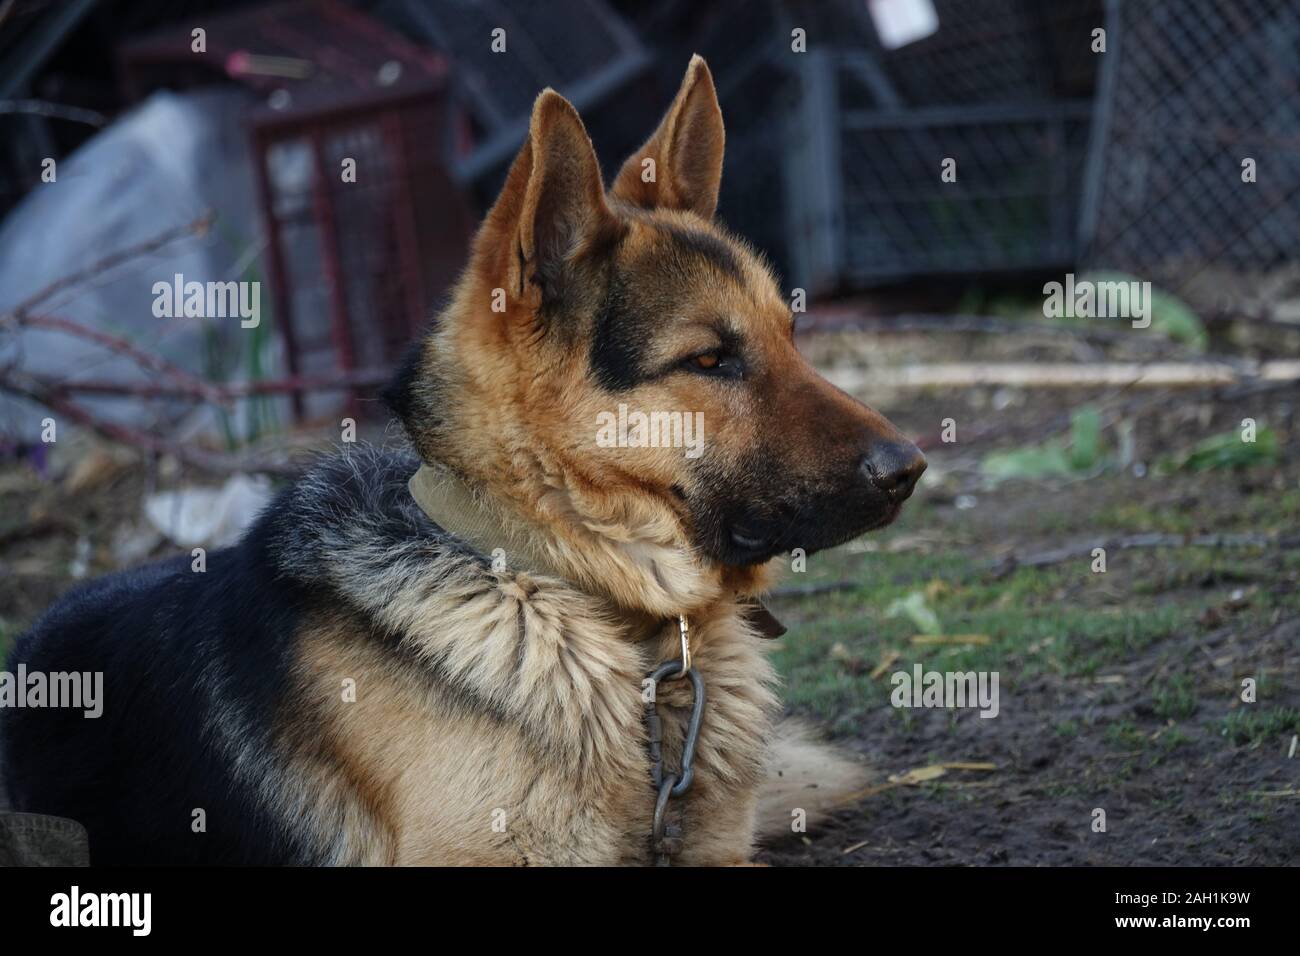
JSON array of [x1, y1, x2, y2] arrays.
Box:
[[861, 441, 927, 501]]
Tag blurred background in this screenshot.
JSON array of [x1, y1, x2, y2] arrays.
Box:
[[0, 0, 1297, 865]]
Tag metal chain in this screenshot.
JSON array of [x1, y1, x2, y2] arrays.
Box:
[[644, 650, 706, 866]]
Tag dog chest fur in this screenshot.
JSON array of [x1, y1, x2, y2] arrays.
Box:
[[274, 448, 780, 865]]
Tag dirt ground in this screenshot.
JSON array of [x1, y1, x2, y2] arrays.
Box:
[[2, 324, 1298, 864], [757, 330, 1300, 866], [762, 573, 1299, 865]]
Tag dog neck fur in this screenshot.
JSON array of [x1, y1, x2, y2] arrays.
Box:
[[399, 391, 741, 618]]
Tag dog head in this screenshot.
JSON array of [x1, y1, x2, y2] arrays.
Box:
[[390, 56, 924, 578]]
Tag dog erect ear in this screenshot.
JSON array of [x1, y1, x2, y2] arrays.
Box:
[[477, 89, 616, 305], [611, 54, 725, 218]]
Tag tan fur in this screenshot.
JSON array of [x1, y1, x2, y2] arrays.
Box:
[[612, 55, 726, 218], [285, 588, 784, 864], [757, 719, 871, 838]]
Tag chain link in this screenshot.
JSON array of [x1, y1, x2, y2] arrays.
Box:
[[644, 659, 706, 866]]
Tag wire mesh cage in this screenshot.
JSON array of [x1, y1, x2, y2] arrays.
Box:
[[1082, 0, 1300, 291], [814, 0, 1104, 290], [836, 99, 1093, 285], [719, 74, 799, 278], [671, 0, 800, 278], [784, 51, 1096, 292], [372, 0, 652, 193], [651, 0, 1105, 292], [871, 0, 1104, 105]]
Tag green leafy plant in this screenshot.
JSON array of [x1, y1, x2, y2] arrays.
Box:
[[982, 407, 1108, 483], [1221, 707, 1300, 746], [1160, 427, 1279, 473], [884, 590, 941, 635], [1081, 271, 1207, 351]]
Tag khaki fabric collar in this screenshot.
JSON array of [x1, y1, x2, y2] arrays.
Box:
[[407, 463, 787, 641], [408, 463, 674, 642], [408, 463, 565, 581]]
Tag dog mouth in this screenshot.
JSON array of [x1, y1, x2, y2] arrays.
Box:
[[729, 526, 769, 551], [866, 500, 904, 532], [721, 497, 904, 566], [724, 525, 789, 566]]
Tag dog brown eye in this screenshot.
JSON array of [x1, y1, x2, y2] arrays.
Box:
[[680, 348, 744, 381], [692, 352, 722, 370]]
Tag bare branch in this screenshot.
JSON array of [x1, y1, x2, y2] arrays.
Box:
[[0, 374, 302, 476], [0, 212, 215, 322], [15, 313, 230, 405], [22, 366, 390, 401], [0, 99, 107, 127], [989, 532, 1300, 579]]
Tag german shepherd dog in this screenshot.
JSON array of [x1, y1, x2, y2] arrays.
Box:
[[2, 57, 925, 865]]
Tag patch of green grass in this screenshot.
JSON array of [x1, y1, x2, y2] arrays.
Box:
[[1095, 502, 1202, 535], [1236, 486, 1300, 527], [1130, 547, 1271, 595], [1159, 427, 1280, 473], [1053, 719, 1080, 738], [771, 546, 1190, 724], [1043, 781, 1088, 799], [1153, 674, 1200, 720], [1088, 480, 1300, 538], [1105, 719, 1147, 749], [769, 465, 1293, 730], [1220, 707, 1300, 746]]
